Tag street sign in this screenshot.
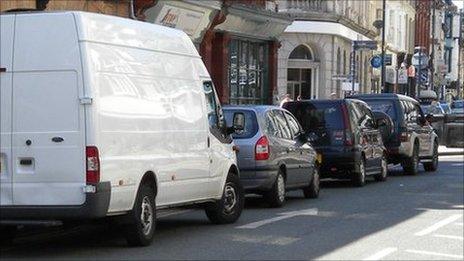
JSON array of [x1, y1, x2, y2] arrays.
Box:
[[398, 68, 408, 84], [370, 55, 382, 68], [353, 40, 377, 51], [331, 75, 349, 81], [384, 54, 392, 66], [412, 52, 429, 69]]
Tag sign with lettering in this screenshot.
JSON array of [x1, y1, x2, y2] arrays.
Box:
[[154, 5, 204, 37]]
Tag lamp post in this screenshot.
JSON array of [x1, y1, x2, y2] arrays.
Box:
[[381, 0, 386, 92]]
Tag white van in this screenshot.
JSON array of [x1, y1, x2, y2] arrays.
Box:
[[0, 11, 245, 246]]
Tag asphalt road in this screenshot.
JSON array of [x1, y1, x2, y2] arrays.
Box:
[[1, 155, 463, 260]]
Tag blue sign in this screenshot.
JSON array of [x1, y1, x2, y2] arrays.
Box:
[[371, 55, 382, 68]]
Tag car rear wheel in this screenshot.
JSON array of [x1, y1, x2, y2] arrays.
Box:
[[403, 143, 419, 175], [205, 173, 244, 224], [303, 166, 320, 199], [352, 157, 366, 187], [423, 141, 439, 172], [265, 170, 286, 207], [122, 184, 156, 247], [374, 154, 388, 182]]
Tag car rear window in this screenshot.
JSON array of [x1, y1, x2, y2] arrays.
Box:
[[363, 100, 397, 120], [224, 109, 258, 139], [284, 102, 343, 131]]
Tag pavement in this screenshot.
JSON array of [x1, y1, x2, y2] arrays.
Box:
[[438, 146, 464, 156], [1, 155, 463, 260]]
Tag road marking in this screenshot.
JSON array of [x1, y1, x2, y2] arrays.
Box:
[[363, 247, 397, 260], [415, 214, 462, 236], [231, 234, 299, 246], [433, 234, 464, 241], [405, 249, 463, 259], [236, 208, 318, 229]]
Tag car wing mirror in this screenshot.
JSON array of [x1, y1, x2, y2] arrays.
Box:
[[425, 113, 435, 123]]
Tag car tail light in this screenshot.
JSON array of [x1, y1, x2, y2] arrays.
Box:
[[255, 136, 270, 160], [341, 103, 354, 146], [86, 146, 100, 184]]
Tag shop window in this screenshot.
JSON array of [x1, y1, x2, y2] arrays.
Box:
[[229, 39, 268, 105]]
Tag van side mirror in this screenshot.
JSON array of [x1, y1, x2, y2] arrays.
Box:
[[417, 116, 427, 125]]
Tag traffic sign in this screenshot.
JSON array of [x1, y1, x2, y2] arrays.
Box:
[[353, 40, 377, 51], [384, 54, 392, 66], [332, 75, 349, 81], [370, 55, 382, 68]]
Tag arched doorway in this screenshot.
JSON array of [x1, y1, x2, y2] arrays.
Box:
[[287, 45, 319, 100]]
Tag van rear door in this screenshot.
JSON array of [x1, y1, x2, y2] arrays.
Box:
[[0, 15, 15, 206], [11, 13, 86, 206]]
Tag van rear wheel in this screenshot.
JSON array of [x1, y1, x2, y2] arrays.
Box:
[[122, 184, 156, 247], [205, 173, 244, 224], [403, 143, 419, 175]]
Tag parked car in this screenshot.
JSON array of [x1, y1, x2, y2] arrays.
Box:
[[420, 103, 446, 144], [223, 106, 320, 207], [350, 94, 439, 174], [0, 11, 246, 246], [283, 99, 388, 187], [450, 100, 464, 114], [445, 100, 464, 147]]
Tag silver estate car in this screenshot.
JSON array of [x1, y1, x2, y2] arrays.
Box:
[[224, 106, 320, 208]]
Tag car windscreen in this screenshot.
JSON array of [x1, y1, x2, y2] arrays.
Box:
[[223, 109, 258, 139], [363, 100, 397, 120], [421, 104, 443, 115]]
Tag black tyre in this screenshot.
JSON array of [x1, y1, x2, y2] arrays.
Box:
[[205, 173, 244, 224], [122, 184, 156, 247], [265, 170, 286, 207], [403, 143, 419, 175], [0, 226, 17, 246], [374, 154, 388, 182], [352, 157, 366, 187], [423, 141, 439, 172], [303, 166, 320, 199]]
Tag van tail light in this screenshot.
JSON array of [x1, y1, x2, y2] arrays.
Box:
[[255, 136, 270, 160], [86, 146, 100, 184], [341, 103, 354, 146]]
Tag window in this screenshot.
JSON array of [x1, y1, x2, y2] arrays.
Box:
[[289, 45, 312, 60], [229, 39, 267, 105], [203, 81, 219, 129], [223, 110, 258, 139], [273, 110, 292, 139], [284, 112, 301, 138], [265, 111, 279, 137]]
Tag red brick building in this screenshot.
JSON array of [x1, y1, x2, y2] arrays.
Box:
[[1, 0, 291, 105]]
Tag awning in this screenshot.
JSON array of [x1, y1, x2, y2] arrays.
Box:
[[285, 21, 374, 42]]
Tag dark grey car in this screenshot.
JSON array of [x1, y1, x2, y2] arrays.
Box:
[[224, 106, 320, 208]]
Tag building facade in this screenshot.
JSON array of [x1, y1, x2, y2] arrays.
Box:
[[276, 0, 380, 101]]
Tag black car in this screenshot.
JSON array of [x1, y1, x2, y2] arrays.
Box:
[[350, 94, 439, 174], [284, 99, 388, 187]]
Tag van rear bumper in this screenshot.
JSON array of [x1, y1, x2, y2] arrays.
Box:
[[0, 182, 111, 221]]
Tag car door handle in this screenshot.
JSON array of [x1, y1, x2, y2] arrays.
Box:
[[52, 137, 64, 143]]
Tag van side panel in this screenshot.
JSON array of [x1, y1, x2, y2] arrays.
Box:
[[11, 13, 86, 205], [75, 13, 212, 212], [0, 15, 15, 206]]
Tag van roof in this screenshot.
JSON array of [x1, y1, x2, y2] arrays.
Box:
[[2, 11, 200, 59]]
